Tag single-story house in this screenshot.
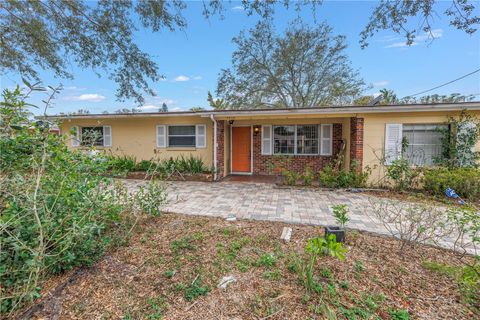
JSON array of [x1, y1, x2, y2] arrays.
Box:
[[49, 102, 480, 182]]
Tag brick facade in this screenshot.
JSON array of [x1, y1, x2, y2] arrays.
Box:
[[214, 120, 225, 180], [252, 123, 343, 175], [350, 117, 364, 170]]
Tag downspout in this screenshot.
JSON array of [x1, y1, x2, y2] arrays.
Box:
[[210, 114, 217, 181]]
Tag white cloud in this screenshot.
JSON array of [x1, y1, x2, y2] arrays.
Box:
[[384, 29, 443, 49], [137, 104, 159, 111], [174, 75, 190, 82], [170, 107, 183, 111], [231, 6, 244, 11], [372, 80, 389, 87], [63, 86, 86, 91], [192, 76, 202, 80], [64, 93, 106, 102]]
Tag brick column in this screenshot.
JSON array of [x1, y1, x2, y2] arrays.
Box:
[[214, 120, 225, 180], [350, 117, 364, 171]]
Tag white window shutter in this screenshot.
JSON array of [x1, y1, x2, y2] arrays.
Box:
[[261, 125, 272, 155], [71, 126, 80, 147], [320, 124, 332, 155], [156, 125, 166, 148], [196, 124, 206, 148], [103, 126, 112, 147], [385, 124, 403, 165]]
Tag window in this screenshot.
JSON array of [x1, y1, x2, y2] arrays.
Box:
[[168, 125, 196, 147], [81, 127, 103, 146], [272, 124, 330, 155], [402, 124, 446, 166], [296, 125, 319, 154], [274, 125, 295, 154]]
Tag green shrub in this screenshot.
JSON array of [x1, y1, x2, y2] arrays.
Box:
[[0, 87, 166, 313], [318, 163, 369, 188], [106, 155, 137, 175], [282, 169, 301, 186], [386, 158, 420, 190], [332, 204, 349, 229], [303, 166, 315, 186], [423, 167, 480, 200]]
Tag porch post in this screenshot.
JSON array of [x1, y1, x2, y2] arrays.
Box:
[[214, 120, 225, 180], [350, 117, 364, 171]]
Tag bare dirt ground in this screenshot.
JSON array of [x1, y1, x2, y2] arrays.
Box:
[[16, 213, 477, 320]]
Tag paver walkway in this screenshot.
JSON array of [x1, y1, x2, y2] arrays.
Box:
[[123, 179, 474, 253]]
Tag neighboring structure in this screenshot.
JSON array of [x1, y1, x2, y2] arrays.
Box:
[[49, 102, 480, 181]]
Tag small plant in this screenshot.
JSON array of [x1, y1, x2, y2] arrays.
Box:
[[171, 236, 198, 252], [256, 253, 277, 268], [282, 169, 301, 186], [263, 270, 282, 281], [134, 179, 168, 216], [303, 166, 315, 186], [386, 158, 420, 191], [332, 204, 349, 229], [354, 260, 365, 273], [389, 308, 410, 320], [318, 162, 369, 188], [163, 270, 176, 278], [184, 278, 209, 301]]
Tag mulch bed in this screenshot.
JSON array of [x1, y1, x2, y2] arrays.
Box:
[[14, 214, 477, 320]]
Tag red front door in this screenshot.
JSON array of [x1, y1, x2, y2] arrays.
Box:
[[231, 127, 251, 173]]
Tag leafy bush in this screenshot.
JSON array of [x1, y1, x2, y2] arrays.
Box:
[[0, 86, 167, 313], [318, 163, 369, 188], [386, 158, 420, 190], [291, 235, 347, 291], [423, 167, 480, 200], [332, 204, 349, 229], [134, 180, 168, 216], [106, 155, 137, 175], [282, 169, 301, 186], [303, 166, 315, 186]]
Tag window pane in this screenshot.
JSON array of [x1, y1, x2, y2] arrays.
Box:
[[273, 126, 295, 154], [297, 125, 318, 154], [168, 136, 196, 147], [402, 124, 446, 166], [168, 125, 195, 136], [81, 127, 103, 146]]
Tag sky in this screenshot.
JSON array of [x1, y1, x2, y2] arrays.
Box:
[[1, 0, 479, 115]]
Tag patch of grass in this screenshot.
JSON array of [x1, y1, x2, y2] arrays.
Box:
[[339, 280, 349, 289], [170, 235, 198, 252], [163, 270, 175, 278], [256, 253, 277, 268], [319, 267, 333, 279], [145, 296, 168, 320], [184, 278, 209, 301], [354, 260, 365, 273], [263, 270, 282, 281], [389, 308, 410, 320], [235, 257, 254, 272]]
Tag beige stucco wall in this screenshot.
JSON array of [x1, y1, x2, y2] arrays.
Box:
[[360, 111, 480, 184], [59, 116, 213, 167]]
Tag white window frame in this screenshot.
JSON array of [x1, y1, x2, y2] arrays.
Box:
[[261, 125, 272, 155], [320, 124, 333, 156], [156, 125, 166, 148], [167, 125, 197, 148], [270, 124, 332, 156], [195, 124, 207, 148]]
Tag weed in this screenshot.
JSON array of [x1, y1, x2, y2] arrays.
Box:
[[319, 267, 333, 279], [256, 253, 277, 268], [146, 296, 168, 320], [389, 308, 410, 320], [263, 270, 282, 281], [163, 270, 175, 278], [354, 260, 365, 273], [184, 278, 209, 301], [170, 236, 198, 252], [339, 280, 349, 289]]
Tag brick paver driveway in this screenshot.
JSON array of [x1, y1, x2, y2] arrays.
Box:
[[125, 179, 386, 233], [124, 179, 474, 253]]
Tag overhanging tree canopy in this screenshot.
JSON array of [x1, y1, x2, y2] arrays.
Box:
[[216, 20, 366, 109]]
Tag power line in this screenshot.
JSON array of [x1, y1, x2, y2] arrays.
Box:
[[405, 68, 480, 97]]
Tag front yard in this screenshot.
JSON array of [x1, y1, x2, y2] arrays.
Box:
[[20, 213, 477, 319]]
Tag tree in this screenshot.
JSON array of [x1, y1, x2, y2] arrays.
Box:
[[378, 89, 398, 105], [360, 1, 479, 48], [160, 103, 168, 112], [0, 1, 320, 105], [217, 20, 365, 109], [207, 91, 227, 110]]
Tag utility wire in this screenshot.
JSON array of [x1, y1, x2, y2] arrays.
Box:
[[405, 68, 480, 97]]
